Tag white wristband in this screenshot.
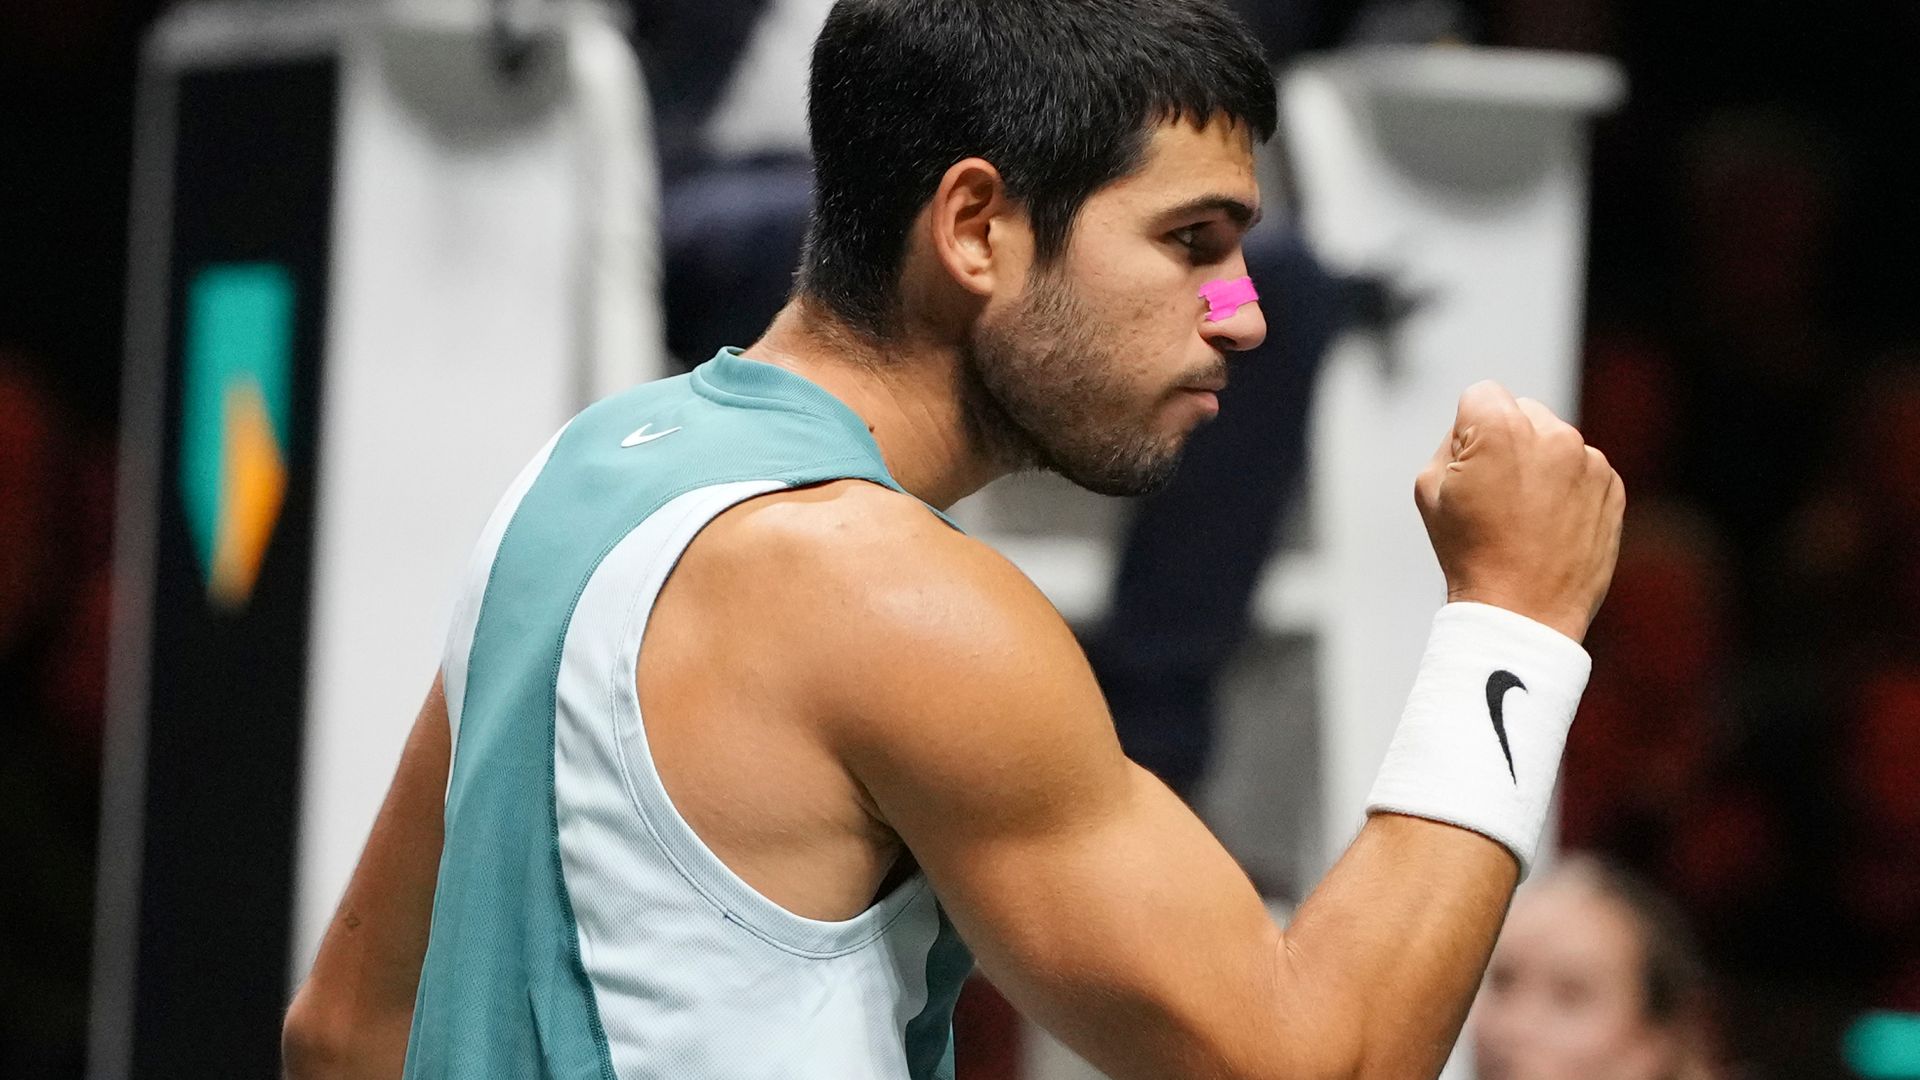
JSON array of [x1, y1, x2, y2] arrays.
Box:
[[1366, 602, 1592, 879]]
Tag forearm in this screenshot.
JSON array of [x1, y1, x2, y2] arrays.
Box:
[[1278, 812, 1516, 1079], [1268, 603, 1587, 1077], [292, 855, 438, 1041], [284, 679, 449, 1078]]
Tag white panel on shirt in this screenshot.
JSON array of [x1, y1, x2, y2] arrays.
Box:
[[553, 481, 944, 1078]]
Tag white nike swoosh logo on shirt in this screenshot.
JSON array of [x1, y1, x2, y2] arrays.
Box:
[[621, 424, 682, 447]]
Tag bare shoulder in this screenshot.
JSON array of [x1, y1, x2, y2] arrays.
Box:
[[685, 478, 1110, 761], [693, 479, 1051, 628], [697, 478, 962, 558]]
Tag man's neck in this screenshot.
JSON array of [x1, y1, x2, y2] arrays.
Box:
[[741, 300, 1006, 510]]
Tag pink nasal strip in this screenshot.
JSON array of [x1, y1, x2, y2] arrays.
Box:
[[1200, 276, 1258, 322]]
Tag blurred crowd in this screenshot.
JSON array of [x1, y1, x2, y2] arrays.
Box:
[[5, 0, 1920, 1077], [1553, 4, 1920, 1071], [1472, 856, 1722, 1080]]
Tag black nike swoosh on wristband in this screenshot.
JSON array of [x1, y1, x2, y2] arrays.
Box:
[[1486, 670, 1527, 783]]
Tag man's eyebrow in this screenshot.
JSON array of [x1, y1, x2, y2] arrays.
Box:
[[1159, 195, 1262, 229]]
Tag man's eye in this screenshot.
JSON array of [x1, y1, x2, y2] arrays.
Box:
[[1171, 225, 1231, 263]]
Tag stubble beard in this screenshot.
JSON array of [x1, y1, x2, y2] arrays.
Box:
[[959, 273, 1190, 498]]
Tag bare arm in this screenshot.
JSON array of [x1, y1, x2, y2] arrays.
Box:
[[809, 529, 1513, 1080], [282, 677, 449, 1080], [758, 385, 1618, 1079]]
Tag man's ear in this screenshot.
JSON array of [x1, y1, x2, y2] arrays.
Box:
[[926, 157, 1029, 299]]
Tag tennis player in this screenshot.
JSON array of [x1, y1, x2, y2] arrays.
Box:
[[284, 2, 1624, 1077]]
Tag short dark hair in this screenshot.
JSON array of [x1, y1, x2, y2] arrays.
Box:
[[797, 0, 1278, 338]]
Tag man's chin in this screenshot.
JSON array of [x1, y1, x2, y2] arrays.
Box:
[[1052, 446, 1185, 498]]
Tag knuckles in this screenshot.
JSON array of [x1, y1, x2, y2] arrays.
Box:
[[1537, 421, 1585, 455]]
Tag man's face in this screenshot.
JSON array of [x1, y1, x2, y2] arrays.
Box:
[[963, 115, 1268, 496]]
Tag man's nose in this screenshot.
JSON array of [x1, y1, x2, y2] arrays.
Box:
[[1205, 294, 1268, 353]]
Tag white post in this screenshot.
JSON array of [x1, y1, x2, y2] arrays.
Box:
[[89, 7, 662, 1070], [290, 0, 663, 983]]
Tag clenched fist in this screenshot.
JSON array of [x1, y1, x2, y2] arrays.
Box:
[[1415, 381, 1626, 644]]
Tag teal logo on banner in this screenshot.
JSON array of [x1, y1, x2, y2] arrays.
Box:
[[178, 262, 295, 610]]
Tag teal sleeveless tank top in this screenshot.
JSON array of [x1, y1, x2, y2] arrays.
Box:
[[404, 349, 974, 1079]]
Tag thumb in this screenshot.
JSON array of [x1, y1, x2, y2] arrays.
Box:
[[1453, 380, 1523, 457], [1420, 381, 1516, 516]]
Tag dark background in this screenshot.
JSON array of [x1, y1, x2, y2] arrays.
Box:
[[4, 0, 1919, 1076]]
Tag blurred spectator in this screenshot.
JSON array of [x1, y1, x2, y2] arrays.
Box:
[[1565, 48, 1918, 1060], [1471, 855, 1723, 1080], [1561, 509, 1744, 863], [1579, 330, 1682, 500], [1837, 664, 1920, 1012], [0, 351, 114, 759], [1776, 358, 1920, 648], [0, 356, 60, 660], [0, 350, 112, 1077], [1669, 110, 1851, 593], [1840, 667, 1920, 903]]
